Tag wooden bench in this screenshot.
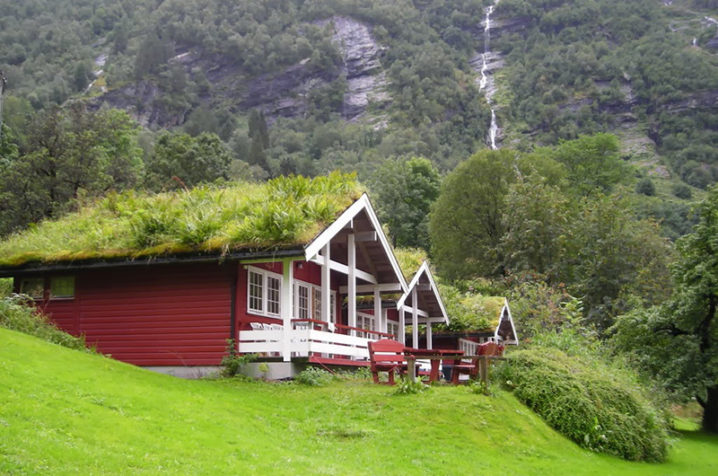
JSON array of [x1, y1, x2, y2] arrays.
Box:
[[451, 341, 505, 384], [368, 339, 410, 385]]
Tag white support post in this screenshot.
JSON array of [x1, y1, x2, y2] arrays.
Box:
[[399, 310, 406, 345], [322, 243, 331, 326], [347, 233, 356, 336], [373, 287, 382, 336], [281, 259, 294, 362], [412, 287, 419, 349], [426, 323, 433, 350], [382, 308, 388, 335]]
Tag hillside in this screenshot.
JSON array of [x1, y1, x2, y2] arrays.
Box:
[[1, 327, 717, 475]]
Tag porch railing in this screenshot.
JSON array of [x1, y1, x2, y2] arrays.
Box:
[[238, 320, 395, 360]]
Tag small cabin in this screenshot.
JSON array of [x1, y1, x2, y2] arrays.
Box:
[[0, 176, 449, 378]]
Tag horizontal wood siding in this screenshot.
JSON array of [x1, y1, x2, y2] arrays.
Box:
[[79, 264, 232, 366]]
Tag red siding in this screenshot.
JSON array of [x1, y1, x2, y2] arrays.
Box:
[[40, 263, 232, 366]]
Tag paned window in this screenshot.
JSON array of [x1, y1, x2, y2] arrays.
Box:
[[20, 277, 44, 300], [295, 283, 310, 319], [246, 267, 282, 317], [387, 321, 399, 338], [312, 288, 322, 320], [267, 276, 280, 316], [50, 276, 75, 299]]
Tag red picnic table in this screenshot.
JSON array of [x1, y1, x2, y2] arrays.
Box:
[[403, 348, 465, 383]]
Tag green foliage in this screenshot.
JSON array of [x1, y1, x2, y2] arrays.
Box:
[[393, 377, 430, 395], [611, 184, 718, 432], [438, 285, 500, 332], [0, 105, 144, 236], [430, 136, 672, 329], [220, 340, 256, 378], [0, 294, 86, 351], [636, 177, 656, 196], [144, 131, 232, 191], [0, 172, 363, 267], [370, 156, 440, 250], [295, 367, 335, 386], [497, 346, 669, 461]]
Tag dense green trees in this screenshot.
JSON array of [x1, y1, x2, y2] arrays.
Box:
[[429, 135, 672, 329], [612, 185, 718, 432], [370, 156, 439, 249], [0, 105, 143, 235]]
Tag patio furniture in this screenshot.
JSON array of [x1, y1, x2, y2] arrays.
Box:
[[451, 341, 504, 384], [368, 339, 410, 385]]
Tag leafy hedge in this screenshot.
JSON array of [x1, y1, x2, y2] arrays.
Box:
[[497, 347, 669, 462], [0, 294, 87, 351]]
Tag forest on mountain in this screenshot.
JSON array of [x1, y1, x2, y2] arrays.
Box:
[[1, 0, 718, 431]]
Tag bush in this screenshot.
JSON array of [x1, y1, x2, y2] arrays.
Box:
[[295, 367, 335, 386], [636, 177, 656, 196], [393, 377, 430, 395], [0, 294, 87, 351], [496, 347, 669, 461], [672, 183, 692, 199], [220, 340, 256, 377]]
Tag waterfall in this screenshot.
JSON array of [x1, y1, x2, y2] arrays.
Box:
[[479, 0, 501, 150]]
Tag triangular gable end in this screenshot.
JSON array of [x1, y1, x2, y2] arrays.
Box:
[[495, 298, 519, 345], [304, 193, 408, 292], [397, 261, 449, 324]]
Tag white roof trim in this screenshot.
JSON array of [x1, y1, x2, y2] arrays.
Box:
[[501, 298, 519, 345], [397, 261, 449, 325], [303, 194, 408, 292]]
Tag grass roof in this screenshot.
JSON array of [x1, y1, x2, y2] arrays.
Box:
[[440, 288, 507, 332], [393, 247, 427, 281], [0, 172, 364, 268]]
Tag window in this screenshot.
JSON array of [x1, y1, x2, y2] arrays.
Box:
[[246, 267, 282, 317], [387, 321, 399, 338], [357, 313, 375, 338], [313, 288, 322, 320], [294, 283, 310, 319], [20, 277, 44, 300], [50, 276, 75, 299], [267, 276, 280, 315]]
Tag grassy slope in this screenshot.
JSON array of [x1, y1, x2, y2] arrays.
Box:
[[1, 328, 717, 475]]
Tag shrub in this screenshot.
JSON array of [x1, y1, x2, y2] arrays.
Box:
[[0, 294, 87, 351], [672, 183, 692, 199], [636, 177, 656, 196], [393, 377, 430, 395], [496, 347, 669, 462], [295, 367, 335, 386], [220, 340, 256, 377]]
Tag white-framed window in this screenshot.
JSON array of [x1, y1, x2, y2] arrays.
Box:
[[20, 277, 44, 300], [50, 276, 75, 299], [357, 312, 375, 338], [294, 282, 310, 319], [387, 321, 399, 338], [246, 266, 282, 317], [312, 288, 322, 320]]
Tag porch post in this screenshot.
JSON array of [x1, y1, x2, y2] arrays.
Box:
[[412, 287, 419, 349], [281, 258, 294, 362], [399, 309, 406, 345], [373, 287, 382, 336], [347, 233, 356, 336], [322, 243, 331, 325], [426, 323, 433, 349]]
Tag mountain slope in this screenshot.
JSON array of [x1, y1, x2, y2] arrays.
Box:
[[1, 327, 717, 475]]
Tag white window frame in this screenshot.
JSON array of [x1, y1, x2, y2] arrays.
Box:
[[246, 266, 282, 318], [357, 311, 376, 338], [387, 320, 399, 338], [294, 282, 311, 320], [292, 279, 337, 324]]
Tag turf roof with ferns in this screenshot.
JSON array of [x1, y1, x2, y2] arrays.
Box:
[[0, 173, 364, 268]]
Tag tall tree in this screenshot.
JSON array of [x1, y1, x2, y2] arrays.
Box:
[[612, 184, 718, 432], [144, 131, 231, 190], [371, 156, 440, 250]]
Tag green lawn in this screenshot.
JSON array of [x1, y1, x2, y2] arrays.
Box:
[[1, 328, 717, 475]]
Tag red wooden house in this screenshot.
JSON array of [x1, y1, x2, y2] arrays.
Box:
[[0, 177, 448, 378]]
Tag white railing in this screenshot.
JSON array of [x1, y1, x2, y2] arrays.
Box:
[[458, 338, 479, 356], [238, 326, 372, 359]]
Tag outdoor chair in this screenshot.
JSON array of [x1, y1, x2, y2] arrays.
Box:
[[450, 341, 505, 384], [368, 339, 410, 385]]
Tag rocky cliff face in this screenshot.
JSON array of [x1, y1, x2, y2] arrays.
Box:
[[88, 16, 389, 129]]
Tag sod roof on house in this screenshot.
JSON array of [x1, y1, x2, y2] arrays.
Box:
[[0, 173, 364, 268]]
